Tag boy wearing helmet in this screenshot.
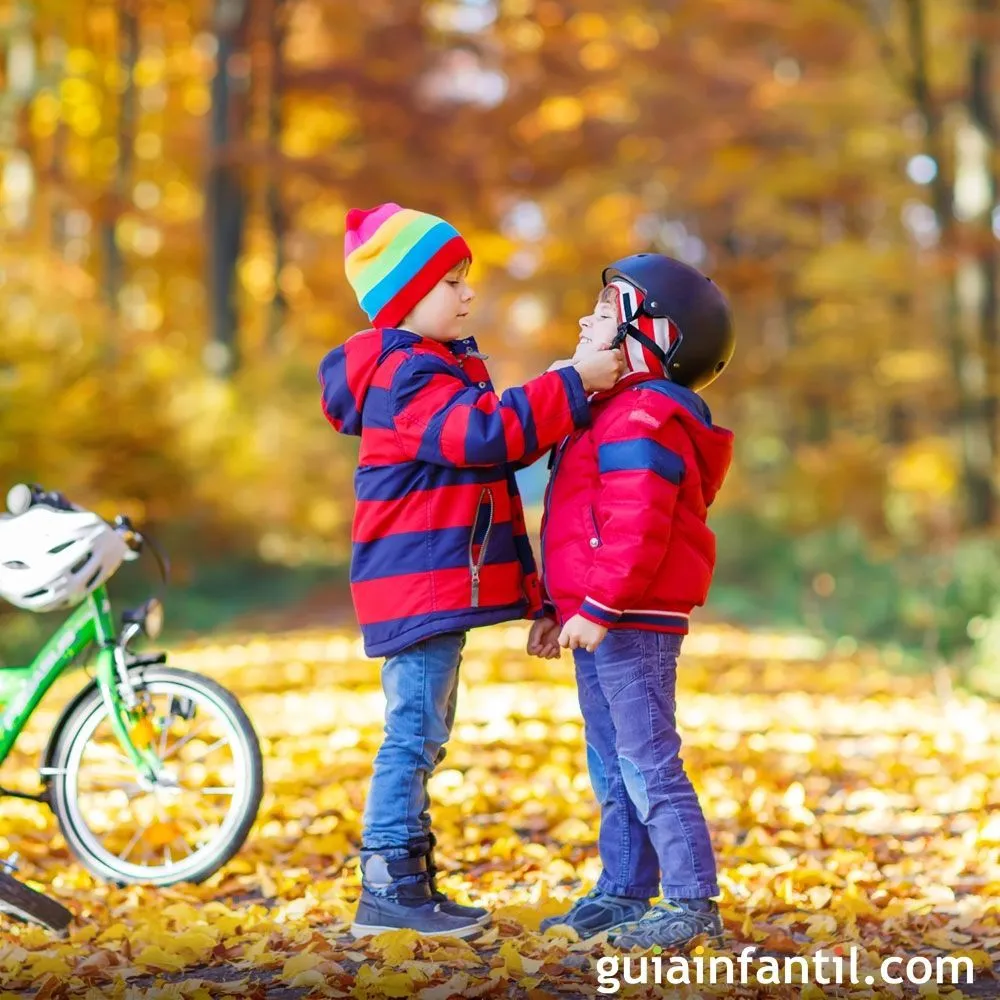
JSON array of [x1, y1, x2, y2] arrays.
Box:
[[528, 254, 735, 949]]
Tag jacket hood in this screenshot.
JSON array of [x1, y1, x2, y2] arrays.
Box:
[[674, 394, 733, 507], [596, 375, 734, 507], [318, 328, 421, 436]]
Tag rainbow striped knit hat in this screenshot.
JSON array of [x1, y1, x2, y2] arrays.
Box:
[[344, 203, 473, 329]]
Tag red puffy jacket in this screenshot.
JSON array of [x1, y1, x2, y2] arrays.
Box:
[[540, 373, 734, 632]]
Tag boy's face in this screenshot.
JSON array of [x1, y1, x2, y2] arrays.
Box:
[[401, 260, 475, 341], [573, 287, 620, 359]]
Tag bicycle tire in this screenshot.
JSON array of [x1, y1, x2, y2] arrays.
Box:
[[48, 665, 263, 885], [0, 871, 72, 934]]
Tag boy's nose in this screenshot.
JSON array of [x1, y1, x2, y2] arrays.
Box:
[[463, 286, 476, 302]]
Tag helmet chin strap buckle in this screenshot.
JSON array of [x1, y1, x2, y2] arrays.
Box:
[[610, 297, 672, 370], [612, 316, 673, 369], [611, 296, 641, 350], [611, 323, 631, 350]]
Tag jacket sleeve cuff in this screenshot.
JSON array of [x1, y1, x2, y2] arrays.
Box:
[[578, 597, 622, 626], [555, 366, 591, 429], [542, 600, 557, 618]]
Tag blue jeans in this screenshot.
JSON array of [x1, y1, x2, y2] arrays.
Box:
[[362, 632, 465, 849], [574, 630, 719, 899]]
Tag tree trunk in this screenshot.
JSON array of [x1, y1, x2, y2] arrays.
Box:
[[904, 0, 996, 527], [266, 0, 288, 351], [1, 2, 37, 233], [206, 0, 250, 377], [101, 0, 138, 315], [967, 0, 1000, 525]]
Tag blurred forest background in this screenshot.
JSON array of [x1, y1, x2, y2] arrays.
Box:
[[3, 0, 1000, 680]]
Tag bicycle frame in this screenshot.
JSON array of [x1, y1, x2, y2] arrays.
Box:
[[0, 586, 160, 781]]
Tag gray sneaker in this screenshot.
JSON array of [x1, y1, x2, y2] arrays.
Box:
[[352, 846, 484, 939], [539, 888, 650, 939], [351, 888, 484, 939], [608, 898, 723, 950], [422, 833, 490, 926]]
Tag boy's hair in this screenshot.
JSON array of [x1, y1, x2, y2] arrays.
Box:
[[344, 203, 472, 328]]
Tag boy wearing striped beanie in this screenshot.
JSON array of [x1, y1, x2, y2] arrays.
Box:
[[319, 203, 623, 938]]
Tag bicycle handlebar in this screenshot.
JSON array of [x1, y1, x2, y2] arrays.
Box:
[[7, 484, 140, 551], [6, 483, 170, 584], [6, 484, 77, 516]]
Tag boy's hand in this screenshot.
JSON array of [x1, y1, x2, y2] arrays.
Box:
[[527, 617, 562, 659], [574, 349, 625, 391], [559, 614, 608, 652]]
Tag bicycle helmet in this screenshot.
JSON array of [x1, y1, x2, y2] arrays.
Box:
[[0, 506, 127, 612], [603, 253, 735, 391]]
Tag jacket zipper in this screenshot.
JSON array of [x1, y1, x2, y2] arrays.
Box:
[[539, 435, 572, 601], [589, 506, 603, 546], [469, 487, 495, 608]]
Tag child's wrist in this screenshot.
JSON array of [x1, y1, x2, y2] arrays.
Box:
[[571, 362, 593, 391]]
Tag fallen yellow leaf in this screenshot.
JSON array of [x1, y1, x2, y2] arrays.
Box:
[[370, 927, 420, 963], [281, 949, 321, 981], [134, 945, 189, 972]]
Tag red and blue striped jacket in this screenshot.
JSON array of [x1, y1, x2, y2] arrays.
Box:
[[540, 374, 734, 633], [320, 328, 591, 657]]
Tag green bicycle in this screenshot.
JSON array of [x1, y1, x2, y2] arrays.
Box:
[[0, 484, 263, 889]]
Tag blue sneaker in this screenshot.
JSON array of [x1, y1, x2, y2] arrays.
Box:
[[608, 898, 723, 950], [539, 888, 650, 939]]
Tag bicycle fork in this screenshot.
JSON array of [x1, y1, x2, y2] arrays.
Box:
[[95, 647, 164, 782]]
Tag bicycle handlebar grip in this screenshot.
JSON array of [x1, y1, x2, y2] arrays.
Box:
[[5, 484, 76, 515], [5, 484, 33, 516]]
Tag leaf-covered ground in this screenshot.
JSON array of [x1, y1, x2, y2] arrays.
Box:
[[0, 624, 997, 999]]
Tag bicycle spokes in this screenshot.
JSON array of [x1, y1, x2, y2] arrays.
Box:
[[67, 686, 244, 876]]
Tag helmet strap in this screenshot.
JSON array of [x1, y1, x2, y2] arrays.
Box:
[[608, 289, 680, 371], [613, 316, 675, 368], [627, 325, 672, 366]]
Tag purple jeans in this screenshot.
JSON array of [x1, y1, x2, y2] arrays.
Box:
[[573, 629, 719, 899]]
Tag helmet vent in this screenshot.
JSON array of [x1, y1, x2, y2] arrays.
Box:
[[2, 560, 28, 570], [85, 567, 102, 588], [48, 541, 73, 554], [22, 588, 47, 599], [70, 553, 91, 574]]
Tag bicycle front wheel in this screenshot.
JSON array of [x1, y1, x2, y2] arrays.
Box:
[[48, 665, 263, 885]]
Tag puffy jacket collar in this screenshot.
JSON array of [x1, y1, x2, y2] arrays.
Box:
[[319, 329, 488, 437]]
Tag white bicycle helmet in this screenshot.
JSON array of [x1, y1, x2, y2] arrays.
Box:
[[0, 505, 127, 612]]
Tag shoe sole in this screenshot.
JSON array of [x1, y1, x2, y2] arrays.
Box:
[[610, 932, 725, 949], [439, 908, 491, 926], [542, 917, 649, 939], [350, 920, 484, 940]]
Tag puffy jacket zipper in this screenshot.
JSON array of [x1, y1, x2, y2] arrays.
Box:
[[539, 436, 572, 599], [469, 487, 495, 607], [589, 506, 603, 547]]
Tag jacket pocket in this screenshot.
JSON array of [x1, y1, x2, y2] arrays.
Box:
[[468, 487, 495, 607], [588, 506, 603, 549]]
